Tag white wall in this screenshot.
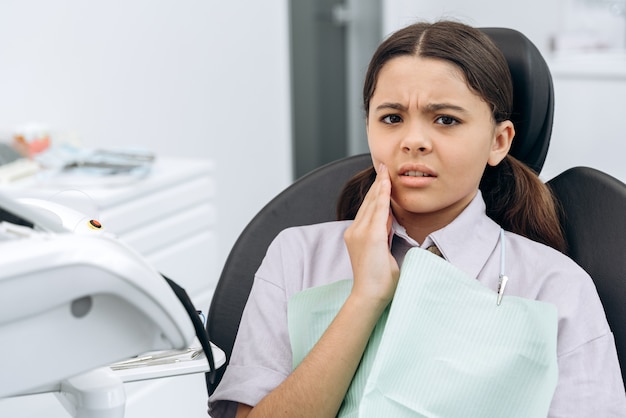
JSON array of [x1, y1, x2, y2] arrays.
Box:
[[382, 0, 626, 183], [0, 0, 293, 271], [0, 1, 292, 417], [544, 59, 626, 182], [381, 0, 562, 55]]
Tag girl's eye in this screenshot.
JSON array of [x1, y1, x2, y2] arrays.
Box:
[[435, 115, 459, 126], [382, 114, 402, 124]]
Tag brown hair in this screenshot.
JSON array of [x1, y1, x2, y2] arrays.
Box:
[[336, 21, 566, 252]]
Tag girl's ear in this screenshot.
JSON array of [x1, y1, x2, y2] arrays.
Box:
[[488, 120, 515, 167]]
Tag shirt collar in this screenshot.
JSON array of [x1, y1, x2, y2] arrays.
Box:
[[390, 191, 501, 279]]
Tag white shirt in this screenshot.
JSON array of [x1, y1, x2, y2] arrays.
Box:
[[209, 192, 626, 417]]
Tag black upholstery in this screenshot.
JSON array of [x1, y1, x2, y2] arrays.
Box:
[[548, 167, 626, 386], [482, 28, 554, 174]]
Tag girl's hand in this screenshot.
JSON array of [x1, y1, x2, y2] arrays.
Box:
[[343, 164, 400, 307]]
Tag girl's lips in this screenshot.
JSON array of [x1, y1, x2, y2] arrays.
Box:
[[397, 174, 436, 188], [402, 170, 434, 177], [396, 164, 437, 187], [398, 164, 437, 177]]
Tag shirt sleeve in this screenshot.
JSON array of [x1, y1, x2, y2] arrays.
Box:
[[549, 332, 626, 417], [506, 235, 626, 416], [208, 231, 295, 418], [539, 258, 626, 417]]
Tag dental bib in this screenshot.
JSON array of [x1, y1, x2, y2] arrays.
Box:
[[288, 247, 558, 417]]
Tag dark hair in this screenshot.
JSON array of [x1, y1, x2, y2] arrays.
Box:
[[337, 21, 566, 252]]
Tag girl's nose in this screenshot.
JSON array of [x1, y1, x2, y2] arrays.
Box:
[[401, 125, 432, 154]]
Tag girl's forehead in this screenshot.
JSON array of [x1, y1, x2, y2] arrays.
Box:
[[372, 56, 475, 102], [377, 56, 465, 85]]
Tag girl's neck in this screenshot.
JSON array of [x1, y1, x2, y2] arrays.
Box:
[[392, 210, 448, 245]]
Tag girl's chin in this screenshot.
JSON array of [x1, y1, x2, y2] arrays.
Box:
[[391, 200, 438, 216]]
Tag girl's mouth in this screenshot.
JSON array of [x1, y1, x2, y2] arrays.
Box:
[[403, 171, 434, 177]]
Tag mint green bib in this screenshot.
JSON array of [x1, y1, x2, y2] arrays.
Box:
[[288, 247, 558, 418]]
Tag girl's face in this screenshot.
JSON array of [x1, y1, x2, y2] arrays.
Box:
[[367, 56, 514, 238]]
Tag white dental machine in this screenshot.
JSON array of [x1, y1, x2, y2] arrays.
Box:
[[0, 192, 221, 417]]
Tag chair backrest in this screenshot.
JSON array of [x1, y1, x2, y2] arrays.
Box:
[[481, 28, 554, 174], [205, 27, 556, 394], [548, 167, 626, 387]]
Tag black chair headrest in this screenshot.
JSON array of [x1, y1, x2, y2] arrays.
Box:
[[481, 28, 554, 174]]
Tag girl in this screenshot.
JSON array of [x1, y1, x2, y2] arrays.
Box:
[[209, 21, 625, 417]]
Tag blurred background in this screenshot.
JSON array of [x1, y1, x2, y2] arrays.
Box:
[[1, 0, 625, 416]]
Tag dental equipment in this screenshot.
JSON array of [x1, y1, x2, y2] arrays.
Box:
[[0, 191, 221, 417]]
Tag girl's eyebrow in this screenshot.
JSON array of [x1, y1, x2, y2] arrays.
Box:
[[374, 102, 406, 112], [424, 102, 468, 114], [374, 102, 468, 113]]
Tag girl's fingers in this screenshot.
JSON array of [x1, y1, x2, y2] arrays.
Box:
[[345, 164, 392, 257], [374, 164, 391, 221], [344, 163, 399, 304], [354, 164, 391, 225], [352, 170, 379, 222]]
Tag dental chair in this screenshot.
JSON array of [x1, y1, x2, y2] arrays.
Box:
[[205, 27, 626, 395]]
